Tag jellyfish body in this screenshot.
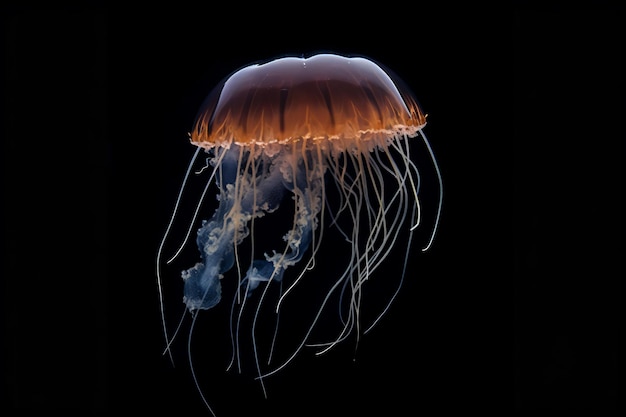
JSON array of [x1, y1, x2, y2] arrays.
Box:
[[157, 53, 442, 414]]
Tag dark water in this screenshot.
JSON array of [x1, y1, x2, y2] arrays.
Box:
[[1, 5, 620, 417]]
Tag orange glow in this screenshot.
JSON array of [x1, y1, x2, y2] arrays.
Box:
[[191, 54, 427, 149]]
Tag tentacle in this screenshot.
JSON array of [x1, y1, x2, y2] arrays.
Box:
[[182, 145, 286, 311]]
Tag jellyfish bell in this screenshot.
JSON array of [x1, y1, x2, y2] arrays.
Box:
[[156, 53, 442, 414], [192, 54, 426, 149]]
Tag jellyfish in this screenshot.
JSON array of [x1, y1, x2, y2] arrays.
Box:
[[156, 53, 442, 414]]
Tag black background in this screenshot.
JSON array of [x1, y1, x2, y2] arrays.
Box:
[[1, 5, 621, 417]]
